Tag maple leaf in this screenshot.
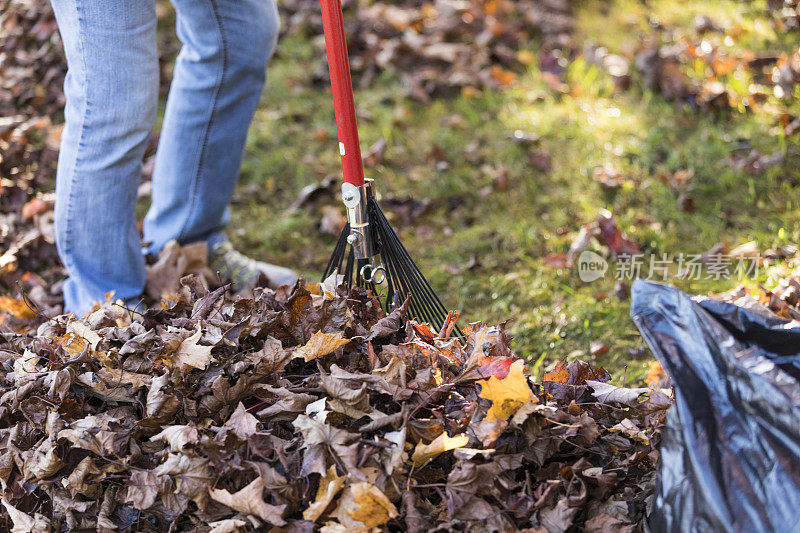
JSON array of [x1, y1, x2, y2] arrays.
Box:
[[207, 519, 249, 533], [23, 440, 64, 481], [608, 418, 649, 444], [303, 465, 346, 522], [67, 320, 102, 351], [150, 425, 200, 452], [544, 359, 611, 385], [218, 402, 259, 441], [209, 477, 287, 526], [145, 240, 215, 299], [411, 431, 469, 467], [62, 456, 99, 498], [145, 372, 180, 420], [586, 380, 649, 406], [478, 359, 535, 421], [175, 325, 213, 370], [472, 417, 508, 448], [57, 412, 128, 456], [55, 331, 87, 356], [21, 197, 49, 219], [125, 470, 163, 510], [286, 283, 312, 325], [154, 453, 213, 510], [411, 322, 437, 344], [294, 331, 350, 361], [2, 499, 51, 533], [489, 65, 517, 86]]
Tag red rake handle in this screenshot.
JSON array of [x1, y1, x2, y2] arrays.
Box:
[[320, 0, 365, 187]]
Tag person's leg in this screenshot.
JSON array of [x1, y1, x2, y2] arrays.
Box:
[[51, 0, 158, 314], [144, 0, 280, 252]]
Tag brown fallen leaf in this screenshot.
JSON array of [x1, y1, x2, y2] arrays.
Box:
[[608, 418, 649, 444], [646, 361, 669, 388], [320, 205, 347, 236], [543, 252, 570, 269], [595, 210, 639, 257], [174, 325, 213, 370], [218, 402, 259, 441], [209, 477, 287, 526], [294, 331, 350, 361], [207, 519, 249, 533], [592, 165, 624, 188], [586, 380, 649, 407], [2, 499, 51, 533], [125, 470, 163, 511], [145, 240, 215, 299], [150, 425, 200, 452]]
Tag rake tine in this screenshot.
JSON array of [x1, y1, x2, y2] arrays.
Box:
[[369, 200, 459, 334], [323, 223, 350, 280], [372, 202, 450, 321], [323, 202, 460, 334]]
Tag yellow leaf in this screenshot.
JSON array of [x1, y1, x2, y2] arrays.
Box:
[[346, 482, 398, 528], [461, 86, 481, 99], [306, 283, 322, 295], [0, 297, 35, 319], [303, 466, 346, 522], [516, 49, 535, 65], [411, 431, 469, 467], [294, 331, 349, 362], [55, 332, 87, 356], [478, 359, 534, 421], [68, 321, 102, 351]]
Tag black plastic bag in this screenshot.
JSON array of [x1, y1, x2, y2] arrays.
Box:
[[630, 280, 800, 533]]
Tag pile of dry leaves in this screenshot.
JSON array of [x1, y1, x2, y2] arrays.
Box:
[[280, 0, 573, 100], [0, 272, 671, 532]]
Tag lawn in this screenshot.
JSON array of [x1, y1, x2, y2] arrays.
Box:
[[168, 0, 799, 384]]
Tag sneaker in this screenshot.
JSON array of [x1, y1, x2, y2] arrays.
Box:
[[209, 241, 298, 291]]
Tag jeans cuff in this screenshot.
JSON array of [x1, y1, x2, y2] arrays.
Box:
[[205, 231, 228, 252]]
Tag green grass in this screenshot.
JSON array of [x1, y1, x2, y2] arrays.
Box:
[[212, 0, 800, 384]]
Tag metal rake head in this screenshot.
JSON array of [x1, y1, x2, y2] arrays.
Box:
[[323, 198, 459, 335]]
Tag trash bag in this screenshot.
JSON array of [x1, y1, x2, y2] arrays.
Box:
[[630, 280, 800, 533]]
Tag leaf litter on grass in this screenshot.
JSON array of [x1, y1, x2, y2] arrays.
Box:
[[279, 0, 574, 100]]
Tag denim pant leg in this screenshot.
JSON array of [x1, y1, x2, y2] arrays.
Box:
[[143, 0, 280, 253], [51, 0, 158, 314]]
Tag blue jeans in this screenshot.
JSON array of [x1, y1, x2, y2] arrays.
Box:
[[50, 0, 280, 313]]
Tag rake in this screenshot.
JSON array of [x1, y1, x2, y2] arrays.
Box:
[[319, 0, 458, 334]]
